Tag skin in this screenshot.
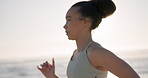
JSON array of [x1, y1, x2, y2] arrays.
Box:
[[37, 7, 140, 78]]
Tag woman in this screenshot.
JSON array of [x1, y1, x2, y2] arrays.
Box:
[[37, 0, 140, 78]]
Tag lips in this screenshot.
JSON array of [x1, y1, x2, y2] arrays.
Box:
[[65, 31, 68, 35]]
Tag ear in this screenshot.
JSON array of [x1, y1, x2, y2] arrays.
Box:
[[83, 18, 92, 29]]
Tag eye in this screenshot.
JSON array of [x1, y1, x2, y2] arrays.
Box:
[[67, 19, 71, 22]]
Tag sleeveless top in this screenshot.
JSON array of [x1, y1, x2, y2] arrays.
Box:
[[67, 42, 108, 78]]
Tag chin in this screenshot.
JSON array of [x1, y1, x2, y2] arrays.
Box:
[[68, 38, 74, 40], [68, 37, 75, 40]]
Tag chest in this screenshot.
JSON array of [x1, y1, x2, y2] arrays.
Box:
[[67, 51, 107, 78]]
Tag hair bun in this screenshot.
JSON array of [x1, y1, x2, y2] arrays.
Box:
[[90, 0, 116, 18]]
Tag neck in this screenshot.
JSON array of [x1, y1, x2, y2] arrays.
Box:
[[75, 32, 93, 53]]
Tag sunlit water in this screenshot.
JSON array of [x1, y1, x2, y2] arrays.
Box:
[[0, 51, 147, 78]]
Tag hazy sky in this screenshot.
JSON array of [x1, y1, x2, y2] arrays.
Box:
[[0, 0, 148, 59]]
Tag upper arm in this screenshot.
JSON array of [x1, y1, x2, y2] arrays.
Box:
[[88, 48, 140, 78]]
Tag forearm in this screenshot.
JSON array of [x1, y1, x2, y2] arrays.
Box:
[[46, 75, 59, 78], [118, 74, 140, 78], [54, 75, 59, 78]]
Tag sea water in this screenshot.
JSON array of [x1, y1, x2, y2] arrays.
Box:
[[0, 55, 147, 78]]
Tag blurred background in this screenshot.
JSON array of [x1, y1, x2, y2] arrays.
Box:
[[0, 0, 148, 78]]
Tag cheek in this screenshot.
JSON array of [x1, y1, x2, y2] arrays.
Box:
[[67, 22, 76, 30], [67, 21, 83, 32]]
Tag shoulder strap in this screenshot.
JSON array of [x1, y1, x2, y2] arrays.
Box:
[[84, 41, 94, 51]]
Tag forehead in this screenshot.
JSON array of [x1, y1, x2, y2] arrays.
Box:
[[66, 7, 81, 18]]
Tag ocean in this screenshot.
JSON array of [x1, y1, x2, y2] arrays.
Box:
[[0, 53, 148, 78]]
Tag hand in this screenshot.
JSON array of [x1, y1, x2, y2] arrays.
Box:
[[37, 58, 58, 78]]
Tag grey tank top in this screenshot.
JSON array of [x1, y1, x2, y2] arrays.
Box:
[[67, 42, 108, 78]]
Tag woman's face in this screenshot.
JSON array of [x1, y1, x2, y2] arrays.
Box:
[[64, 7, 85, 40]]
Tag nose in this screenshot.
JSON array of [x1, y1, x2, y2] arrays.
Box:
[[63, 23, 67, 29]]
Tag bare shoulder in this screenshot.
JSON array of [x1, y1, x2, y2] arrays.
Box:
[[87, 43, 120, 66], [87, 42, 116, 58], [87, 42, 118, 68], [87, 42, 140, 78]]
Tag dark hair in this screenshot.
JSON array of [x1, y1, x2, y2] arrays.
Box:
[[71, 0, 116, 30]]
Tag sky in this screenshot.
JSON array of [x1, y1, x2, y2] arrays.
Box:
[[0, 0, 148, 60]]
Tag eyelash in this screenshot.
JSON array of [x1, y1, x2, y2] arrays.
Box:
[[67, 20, 71, 22], [66, 18, 71, 21]]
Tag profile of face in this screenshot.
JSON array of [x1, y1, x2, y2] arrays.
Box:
[[64, 7, 91, 40]]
